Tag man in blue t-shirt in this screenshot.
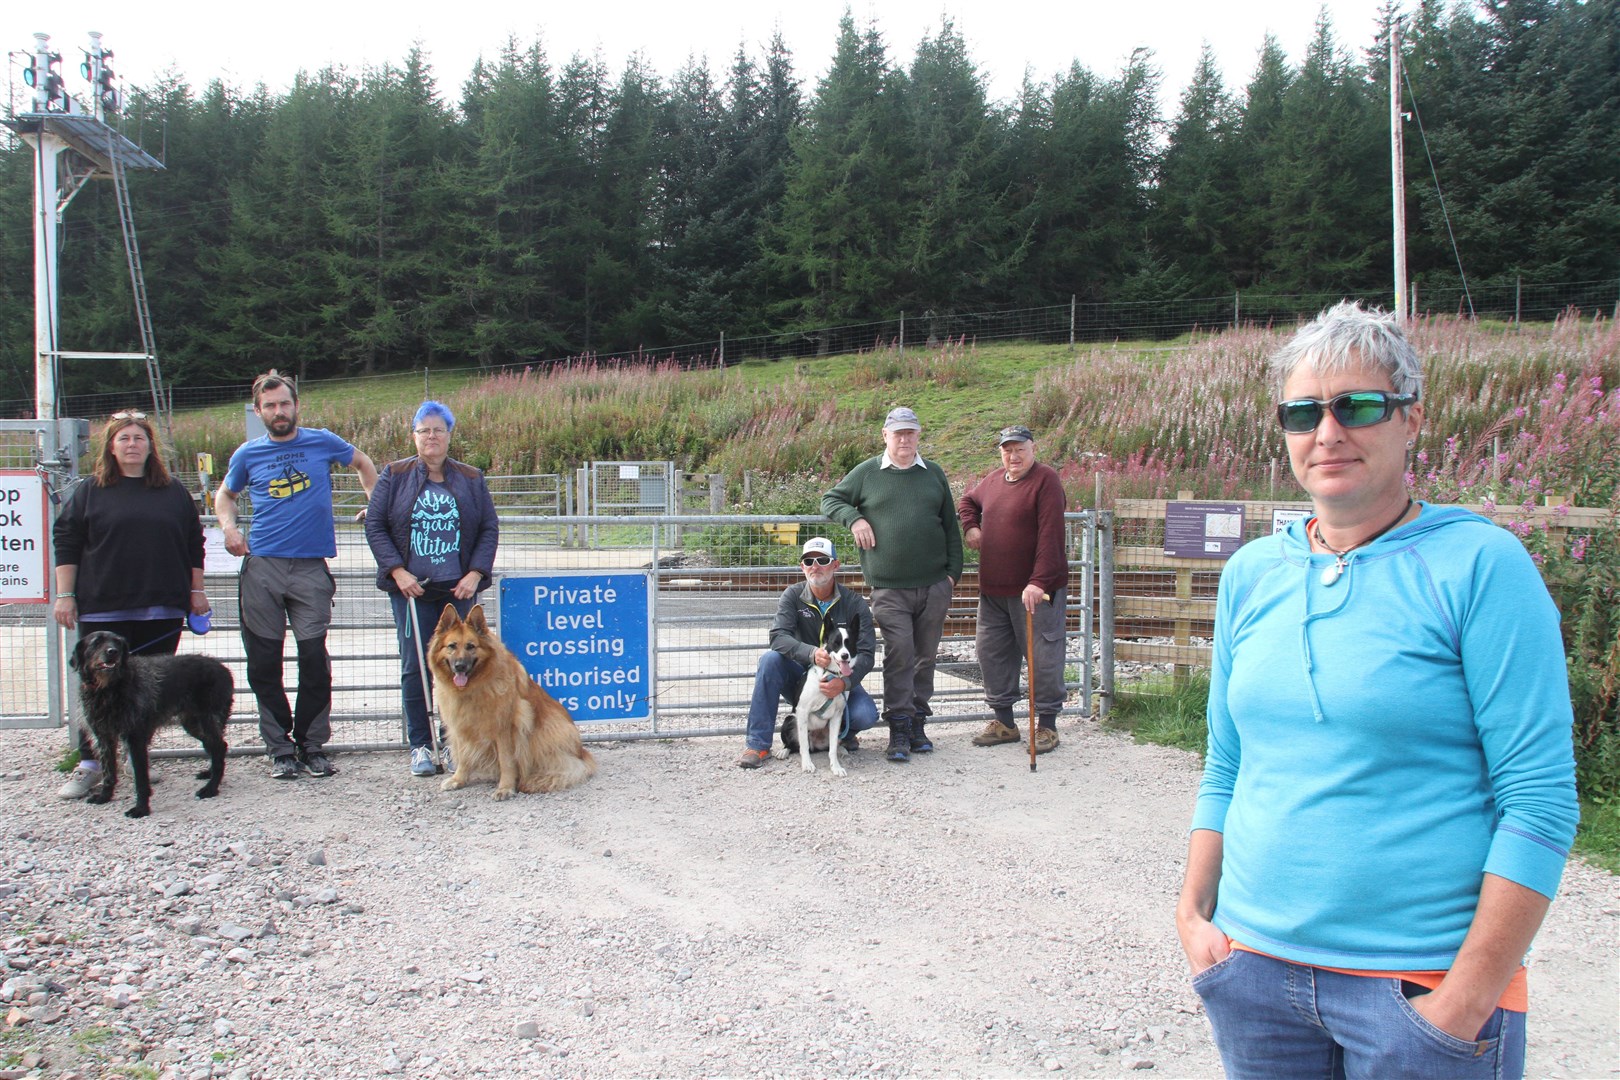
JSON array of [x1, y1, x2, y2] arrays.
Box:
[[216, 370, 377, 781]]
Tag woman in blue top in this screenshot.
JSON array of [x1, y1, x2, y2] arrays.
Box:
[[365, 401, 498, 776], [1176, 302, 1578, 1079]]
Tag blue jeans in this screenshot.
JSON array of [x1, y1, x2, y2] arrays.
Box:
[[1193, 949, 1526, 1080], [390, 591, 476, 749], [745, 651, 878, 752]]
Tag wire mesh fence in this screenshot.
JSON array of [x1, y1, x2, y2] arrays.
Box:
[[19, 279, 1615, 420], [5, 511, 1106, 760]]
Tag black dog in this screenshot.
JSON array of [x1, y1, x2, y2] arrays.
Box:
[[70, 631, 233, 819]]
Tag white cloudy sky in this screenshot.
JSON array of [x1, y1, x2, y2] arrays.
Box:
[[5, 0, 1393, 113]]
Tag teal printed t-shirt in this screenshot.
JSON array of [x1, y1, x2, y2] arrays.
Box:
[[406, 480, 462, 583]]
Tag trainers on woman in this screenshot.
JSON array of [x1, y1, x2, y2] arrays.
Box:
[[57, 763, 100, 799], [410, 747, 436, 776], [438, 745, 454, 774]]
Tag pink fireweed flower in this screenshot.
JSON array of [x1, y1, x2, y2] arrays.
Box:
[[1571, 535, 1588, 562]]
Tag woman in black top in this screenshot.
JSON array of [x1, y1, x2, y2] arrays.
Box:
[[52, 411, 208, 798]]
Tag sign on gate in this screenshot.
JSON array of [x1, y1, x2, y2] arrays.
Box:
[[497, 571, 652, 722], [0, 471, 48, 603]]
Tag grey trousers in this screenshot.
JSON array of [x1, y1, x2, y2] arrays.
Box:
[[238, 556, 336, 756], [976, 590, 1067, 716], [869, 578, 953, 721]]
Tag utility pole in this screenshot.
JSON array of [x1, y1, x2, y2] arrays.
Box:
[[1390, 18, 1408, 321]]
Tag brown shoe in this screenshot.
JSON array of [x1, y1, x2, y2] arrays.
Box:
[[737, 748, 771, 769], [1033, 728, 1059, 754], [972, 719, 1020, 746]]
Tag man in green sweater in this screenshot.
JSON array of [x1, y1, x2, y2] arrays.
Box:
[[822, 407, 963, 762]]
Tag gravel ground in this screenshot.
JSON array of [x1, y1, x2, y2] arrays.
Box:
[[0, 720, 1615, 1080]]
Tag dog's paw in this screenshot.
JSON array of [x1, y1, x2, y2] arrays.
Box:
[[195, 785, 220, 799], [440, 775, 466, 792], [124, 804, 151, 819], [831, 763, 848, 777], [771, 748, 789, 760], [194, 768, 213, 780], [492, 787, 515, 801], [800, 759, 816, 774], [85, 792, 112, 805]]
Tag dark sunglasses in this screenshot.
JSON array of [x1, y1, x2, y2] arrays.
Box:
[[801, 555, 833, 566], [1275, 390, 1417, 434]]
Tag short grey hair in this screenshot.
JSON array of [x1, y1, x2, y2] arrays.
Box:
[[1268, 301, 1423, 399]]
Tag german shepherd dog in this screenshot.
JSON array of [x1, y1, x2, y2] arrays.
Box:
[[70, 631, 233, 819], [774, 625, 855, 777], [428, 605, 597, 799]]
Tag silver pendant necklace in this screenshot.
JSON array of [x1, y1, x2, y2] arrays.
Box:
[[1313, 498, 1414, 587]]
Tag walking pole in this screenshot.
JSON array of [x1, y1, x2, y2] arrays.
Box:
[[1026, 593, 1051, 773], [406, 596, 443, 774]]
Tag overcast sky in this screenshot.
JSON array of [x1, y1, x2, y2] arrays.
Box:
[[5, 1, 1393, 115]]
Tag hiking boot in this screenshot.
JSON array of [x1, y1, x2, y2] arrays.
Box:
[[885, 718, 912, 763], [972, 719, 1021, 746], [909, 716, 933, 754], [1034, 728, 1060, 755], [410, 747, 437, 776], [57, 763, 100, 799], [297, 750, 336, 777], [737, 747, 771, 769], [270, 755, 300, 780]]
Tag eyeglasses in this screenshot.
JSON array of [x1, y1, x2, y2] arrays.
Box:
[[413, 427, 449, 437], [110, 410, 146, 421], [801, 555, 833, 566], [1275, 390, 1417, 434]]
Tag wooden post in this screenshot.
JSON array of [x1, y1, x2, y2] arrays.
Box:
[[1174, 490, 1194, 687]]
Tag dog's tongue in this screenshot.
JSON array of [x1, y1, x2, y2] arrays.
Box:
[[453, 673, 469, 688], [839, 660, 853, 678]]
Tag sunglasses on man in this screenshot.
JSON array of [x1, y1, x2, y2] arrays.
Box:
[[801, 555, 834, 566], [1275, 390, 1417, 434]]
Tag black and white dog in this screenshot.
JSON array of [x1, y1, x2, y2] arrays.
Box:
[[70, 631, 233, 819], [775, 625, 855, 777]]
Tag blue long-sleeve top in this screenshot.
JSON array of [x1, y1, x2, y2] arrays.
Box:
[[1191, 502, 1578, 970]]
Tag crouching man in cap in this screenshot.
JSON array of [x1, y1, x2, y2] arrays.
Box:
[[737, 538, 881, 768]]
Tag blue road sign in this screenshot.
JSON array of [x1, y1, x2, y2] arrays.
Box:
[[498, 571, 652, 722]]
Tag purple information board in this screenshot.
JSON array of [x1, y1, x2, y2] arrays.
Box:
[[1164, 502, 1246, 559]]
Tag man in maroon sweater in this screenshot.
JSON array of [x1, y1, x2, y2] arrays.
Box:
[[956, 426, 1070, 753]]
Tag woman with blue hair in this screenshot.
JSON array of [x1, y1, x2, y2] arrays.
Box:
[[366, 401, 499, 775]]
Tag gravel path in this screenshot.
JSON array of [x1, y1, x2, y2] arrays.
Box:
[[1, 720, 1615, 1079]]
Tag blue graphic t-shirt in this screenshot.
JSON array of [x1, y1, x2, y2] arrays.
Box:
[[223, 427, 356, 558], [406, 480, 462, 583]]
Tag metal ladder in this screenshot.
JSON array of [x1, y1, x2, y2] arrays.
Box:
[[106, 128, 174, 457]]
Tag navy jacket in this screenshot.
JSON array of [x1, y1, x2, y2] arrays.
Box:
[[365, 456, 499, 596]]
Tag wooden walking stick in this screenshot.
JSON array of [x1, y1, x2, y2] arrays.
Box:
[[1026, 592, 1050, 772]]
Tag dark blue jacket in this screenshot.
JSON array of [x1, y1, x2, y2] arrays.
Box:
[[365, 456, 499, 596]]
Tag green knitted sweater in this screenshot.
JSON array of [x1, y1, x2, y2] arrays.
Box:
[[821, 457, 963, 589]]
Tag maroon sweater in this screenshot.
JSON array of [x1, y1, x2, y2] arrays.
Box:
[[956, 462, 1068, 598]]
